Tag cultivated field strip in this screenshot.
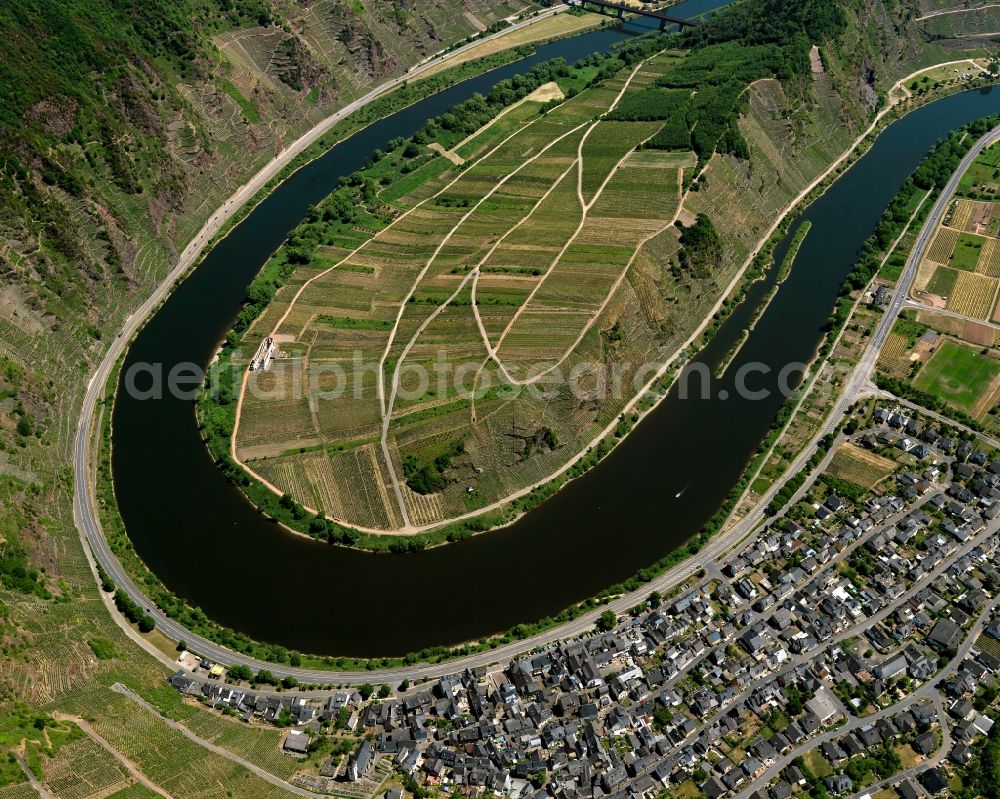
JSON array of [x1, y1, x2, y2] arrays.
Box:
[[948, 269, 1000, 319], [928, 225, 961, 263], [53, 689, 305, 799], [950, 198, 977, 230], [976, 237, 1000, 277], [235, 54, 701, 529]]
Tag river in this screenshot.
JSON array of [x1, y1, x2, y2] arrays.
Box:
[[111, 6, 1000, 656]]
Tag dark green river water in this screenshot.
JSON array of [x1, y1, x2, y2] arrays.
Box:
[[112, 8, 1000, 656]]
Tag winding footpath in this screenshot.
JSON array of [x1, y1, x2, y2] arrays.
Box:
[[73, 59, 1000, 685]]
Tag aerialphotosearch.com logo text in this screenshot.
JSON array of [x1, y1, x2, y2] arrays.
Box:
[[121, 349, 818, 406]]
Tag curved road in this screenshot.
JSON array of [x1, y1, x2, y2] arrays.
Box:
[[71, 61, 1000, 685]]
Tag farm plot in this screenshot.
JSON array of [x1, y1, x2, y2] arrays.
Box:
[[950, 199, 976, 231], [41, 734, 130, 799], [826, 443, 896, 489], [957, 140, 1000, 199], [950, 199, 998, 235], [54, 689, 305, 799], [234, 47, 831, 531], [927, 265, 959, 299], [949, 232, 986, 270], [946, 270, 998, 320], [182, 712, 296, 780], [878, 331, 912, 378], [579, 121, 663, 202], [103, 785, 161, 799], [625, 149, 697, 169], [927, 226, 960, 265], [0, 785, 38, 799], [976, 237, 1000, 277], [915, 309, 997, 347], [913, 338, 1000, 418]]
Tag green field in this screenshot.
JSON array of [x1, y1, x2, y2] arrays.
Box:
[[957, 141, 1000, 199], [913, 339, 1000, 416], [949, 232, 986, 270], [927, 265, 959, 297]]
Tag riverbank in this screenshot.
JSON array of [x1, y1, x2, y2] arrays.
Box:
[[98, 91, 1000, 672], [99, 3, 1000, 664], [84, 12, 658, 664], [220, 57, 1000, 550]]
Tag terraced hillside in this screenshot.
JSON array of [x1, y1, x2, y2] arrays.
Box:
[[234, 56, 690, 530], [227, 0, 964, 534], [916, 0, 1000, 49]]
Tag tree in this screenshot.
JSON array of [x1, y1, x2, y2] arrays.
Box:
[[360, 683, 375, 700], [596, 610, 617, 632], [652, 704, 673, 731], [254, 669, 277, 685], [378, 684, 391, 698], [228, 664, 253, 682], [336, 706, 350, 729]]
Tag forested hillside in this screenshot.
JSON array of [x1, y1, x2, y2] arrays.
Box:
[[0, 0, 530, 323], [0, 0, 531, 634]]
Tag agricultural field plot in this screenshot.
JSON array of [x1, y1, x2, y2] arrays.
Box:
[[625, 149, 698, 169], [915, 309, 997, 347], [948, 198, 999, 235], [927, 226, 960, 264], [926, 264, 959, 299], [452, 99, 554, 163], [103, 785, 161, 799], [0, 785, 37, 799], [182, 712, 297, 780], [913, 338, 1000, 418], [41, 734, 130, 799], [976, 237, 1000, 277], [53, 689, 305, 799], [878, 331, 913, 378], [946, 269, 998, 320], [826, 443, 897, 489], [948, 231, 986, 270], [949, 198, 976, 231], [920, 7, 1000, 41], [413, 13, 605, 82]]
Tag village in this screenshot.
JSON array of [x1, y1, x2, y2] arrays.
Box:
[[166, 403, 1000, 799]]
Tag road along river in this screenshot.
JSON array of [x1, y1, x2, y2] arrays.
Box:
[[109, 16, 1000, 656]]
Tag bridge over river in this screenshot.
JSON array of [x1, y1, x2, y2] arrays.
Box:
[[562, 0, 700, 30]]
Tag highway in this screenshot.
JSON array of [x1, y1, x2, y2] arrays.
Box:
[[844, 124, 1000, 412], [70, 56, 1000, 686]]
